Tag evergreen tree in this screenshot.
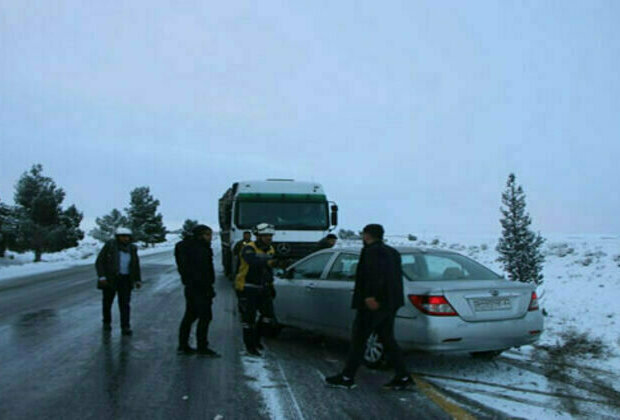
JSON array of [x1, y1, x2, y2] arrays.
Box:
[[0, 201, 18, 257], [126, 186, 167, 246], [90, 208, 129, 242], [12, 164, 84, 261], [181, 219, 199, 239], [496, 173, 545, 285]]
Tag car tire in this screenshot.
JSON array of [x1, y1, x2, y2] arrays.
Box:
[[363, 332, 386, 369], [470, 350, 504, 359]]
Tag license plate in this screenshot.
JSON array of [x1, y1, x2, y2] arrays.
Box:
[[472, 297, 511, 312]]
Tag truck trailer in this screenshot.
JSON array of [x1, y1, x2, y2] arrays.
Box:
[[218, 179, 338, 277]]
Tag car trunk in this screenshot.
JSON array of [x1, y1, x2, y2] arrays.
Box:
[[441, 280, 533, 322]]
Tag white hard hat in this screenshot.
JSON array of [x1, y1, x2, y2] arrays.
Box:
[[254, 223, 275, 236], [115, 227, 133, 236]]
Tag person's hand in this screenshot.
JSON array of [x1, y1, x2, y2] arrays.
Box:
[[98, 277, 109, 288], [135, 281, 142, 289], [267, 259, 277, 267], [365, 297, 380, 311]]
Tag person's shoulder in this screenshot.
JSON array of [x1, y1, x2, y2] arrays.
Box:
[[242, 242, 257, 252], [383, 243, 398, 253]]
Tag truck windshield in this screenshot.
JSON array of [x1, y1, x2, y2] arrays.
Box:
[[235, 201, 329, 230]]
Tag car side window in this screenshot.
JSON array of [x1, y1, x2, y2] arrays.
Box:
[[401, 253, 422, 281], [292, 253, 333, 280], [327, 253, 359, 281]]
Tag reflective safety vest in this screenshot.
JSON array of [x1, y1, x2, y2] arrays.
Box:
[[235, 241, 275, 291]]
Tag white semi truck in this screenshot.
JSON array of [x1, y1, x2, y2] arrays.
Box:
[[218, 179, 338, 277]]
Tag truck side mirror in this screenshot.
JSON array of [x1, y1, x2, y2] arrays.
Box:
[[330, 204, 338, 226]]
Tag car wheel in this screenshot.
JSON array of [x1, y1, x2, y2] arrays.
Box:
[[470, 350, 504, 359], [363, 332, 386, 369]]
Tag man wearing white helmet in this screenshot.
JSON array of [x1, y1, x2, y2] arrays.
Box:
[[95, 227, 142, 336], [235, 222, 278, 356]]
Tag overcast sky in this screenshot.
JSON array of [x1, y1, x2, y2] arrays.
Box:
[[1, 1, 619, 235]]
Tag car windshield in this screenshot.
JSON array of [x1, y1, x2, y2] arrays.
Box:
[[235, 201, 329, 230], [401, 252, 502, 281]]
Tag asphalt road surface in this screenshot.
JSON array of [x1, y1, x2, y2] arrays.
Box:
[[0, 250, 482, 420]]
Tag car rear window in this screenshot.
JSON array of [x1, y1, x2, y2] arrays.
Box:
[[401, 253, 501, 281]]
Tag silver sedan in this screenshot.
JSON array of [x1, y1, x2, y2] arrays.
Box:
[[273, 247, 544, 363]]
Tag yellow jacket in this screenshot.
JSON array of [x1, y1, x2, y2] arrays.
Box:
[[235, 241, 275, 291]]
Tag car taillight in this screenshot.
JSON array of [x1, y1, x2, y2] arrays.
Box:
[[528, 292, 539, 311], [409, 295, 458, 316]]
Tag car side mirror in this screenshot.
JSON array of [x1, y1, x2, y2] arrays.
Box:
[[284, 268, 295, 279]]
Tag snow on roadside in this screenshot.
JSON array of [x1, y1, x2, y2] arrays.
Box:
[[0, 235, 180, 282], [241, 354, 287, 420]]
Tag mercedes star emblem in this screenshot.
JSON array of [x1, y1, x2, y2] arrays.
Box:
[[277, 243, 291, 255]]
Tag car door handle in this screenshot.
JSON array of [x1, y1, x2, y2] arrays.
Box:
[[305, 283, 315, 290]]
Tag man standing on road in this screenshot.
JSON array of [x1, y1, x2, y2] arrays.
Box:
[[316, 233, 338, 251], [325, 224, 412, 390], [175, 224, 220, 357], [95, 227, 142, 336], [235, 223, 278, 356]]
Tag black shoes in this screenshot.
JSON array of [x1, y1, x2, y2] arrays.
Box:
[[102, 324, 112, 332], [197, 348, 221, 358], [246, 347, 261, 357], [325, 373, 413, 390], [177, 345, 220, 357], [177, 345, 197, 355], [382, 375, 414, 390], [121, 328, 133, 336], [325, 374, 356, 389]]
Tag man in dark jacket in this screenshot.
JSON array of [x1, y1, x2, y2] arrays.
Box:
[[175, 224, 220, 357], [316, 233, 337, 251], [325, 224, 411, 390], [95, 227, 142, 336]]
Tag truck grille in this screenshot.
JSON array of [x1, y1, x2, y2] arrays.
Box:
[[272, 242, 317, 259]]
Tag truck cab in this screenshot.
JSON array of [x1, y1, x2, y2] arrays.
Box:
[[219, 179, 338, 277]]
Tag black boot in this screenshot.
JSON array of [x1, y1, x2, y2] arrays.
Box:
[[254, 328, 264, 351], [243, 327, 260, 356]]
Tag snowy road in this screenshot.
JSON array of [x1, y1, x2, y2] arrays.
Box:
[[1, 250, 619, 419]]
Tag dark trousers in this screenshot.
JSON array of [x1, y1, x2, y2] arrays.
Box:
[[102, 275, 132, 329], [237, 287, 275, 349], [179, 288, 213, 350], [343, 309, 408, 378]]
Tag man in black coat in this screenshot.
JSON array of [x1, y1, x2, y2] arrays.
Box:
[[95, 227, 142, 336], [315, 233, 337, 252], [175, 224, 220, 357], [326, 224, 412, 390]]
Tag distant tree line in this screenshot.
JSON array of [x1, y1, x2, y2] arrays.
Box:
[[0, 164, 168, 262], [0, 164, 84, 262]]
